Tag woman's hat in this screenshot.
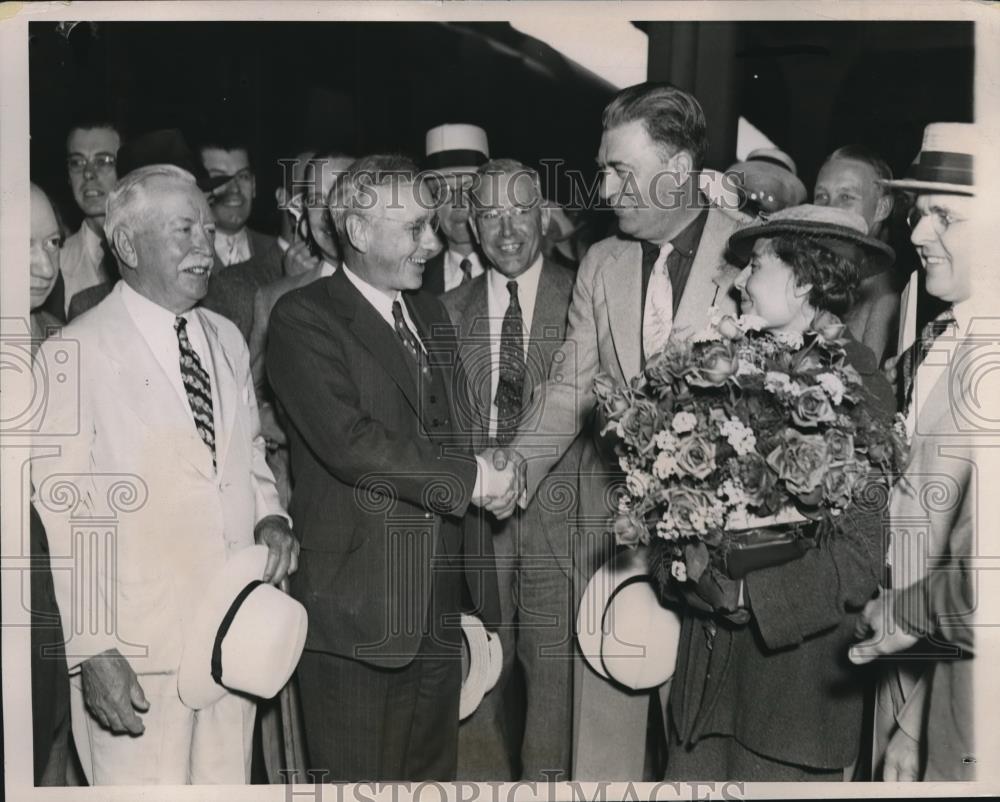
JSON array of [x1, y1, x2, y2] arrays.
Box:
[[726, 148, 808, 214], [879, 122, 976, 196], [177, 545, 308, 710], [459, 613, 503, 719], [576, 547, 682, 690], [727, 203, 895, 276]]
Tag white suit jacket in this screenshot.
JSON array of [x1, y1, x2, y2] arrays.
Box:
[[514, 205, 748, 498], [31, 282, 285, 674]]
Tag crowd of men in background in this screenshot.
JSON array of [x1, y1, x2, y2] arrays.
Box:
[[27, 80, 976, 787]]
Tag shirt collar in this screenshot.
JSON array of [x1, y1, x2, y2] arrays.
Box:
[[487, 253, 544, 299], [119, 279, 197, 328], [952, 300, 972, 337], [80, 221, 105, 257], [341, 264, 402, 322]]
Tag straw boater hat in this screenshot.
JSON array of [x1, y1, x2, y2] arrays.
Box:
[[459, 613, 503, 719], [424, 123, 490, 174], [727, 203, 896, 277], [177, 546, 308, 710], [879, 122, 977, 196], [576, 547, 682, 691]]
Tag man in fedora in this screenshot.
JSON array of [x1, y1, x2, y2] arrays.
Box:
[[31, 164, 297, 785], [850, 122, 979, 781], [726, 147, 806, 217], [486, 81, 752, 778], [443, 158, 581, 780], [65, 128, 231, 320], [421, 123, 490, 295], [814, 144, 904, 365]]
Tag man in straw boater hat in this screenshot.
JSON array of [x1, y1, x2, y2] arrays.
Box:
[[421, 123, 490, 295], [30, 162, 297, 785], [850, 122, 980, 781]]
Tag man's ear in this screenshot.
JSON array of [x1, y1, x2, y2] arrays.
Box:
[[669, 149, 694, 186], [470, 217, 482, 246], [874, 193, 894, 227], [250, 172, 257, 201], [539, 203, 552, 237], [344, 214, 369, 253], [275, 187, 288, 208], [112, 227, 139, 270]]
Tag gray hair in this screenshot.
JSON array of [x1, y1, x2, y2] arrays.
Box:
[[328, 154, 420, 241], [103, 164, 198, 245]]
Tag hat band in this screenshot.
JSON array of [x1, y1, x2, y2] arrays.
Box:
[[747, 154, 794, 173], [211, 579, 265, 687], [906, 150, 973, 186], [425, 150, 488, 171]]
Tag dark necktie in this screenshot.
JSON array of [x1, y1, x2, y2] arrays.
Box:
[[495, 280, 526, 445], [391, 300, 426, 371], [897, 307, 957, 413], [459, 257, 473, 284], [174, 316, 216, 468]]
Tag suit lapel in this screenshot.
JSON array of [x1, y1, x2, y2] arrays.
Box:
[[98, 289, 215, 479], [672, 208, 741, 338], [330, 272, 421, 416], [526, 260, 568, 406], [197, 312, 238, 472], [603, 240, 643, 381]]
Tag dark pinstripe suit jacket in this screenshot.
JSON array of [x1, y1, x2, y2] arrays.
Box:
[[267, 268, 500, 668]]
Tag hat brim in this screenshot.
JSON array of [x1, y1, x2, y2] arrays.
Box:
[[177, 545, 269, 710], [878, 178, 974, 196], [460, 614, 497, 720], [576, 547, 650, 679], [728, 219, 896, 277], [600, 580, 681, 690]]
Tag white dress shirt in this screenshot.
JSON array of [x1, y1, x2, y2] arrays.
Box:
[[59, 223, 112, 315], [119, 281, 217, 431], [443, 249, 485, 292], [214, 228, 251, 266], [486, 255, 544, 439], [341, 265, 425, 352]]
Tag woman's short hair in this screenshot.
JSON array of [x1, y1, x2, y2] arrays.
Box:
[[767, 234, 861, 317]]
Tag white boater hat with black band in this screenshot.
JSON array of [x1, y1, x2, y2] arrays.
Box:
[[177, 545, 308, 710], [425, 123, 490, 174], [879, 122, 977, 196]]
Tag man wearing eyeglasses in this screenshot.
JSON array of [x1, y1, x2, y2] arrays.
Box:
[[60, 117, 121, 317], [442, 159, 580, 781], [850, 122, 978, 781], [266, 154, 511, 781], [421, 124, 490, 295], [198, 133, 284, 343]]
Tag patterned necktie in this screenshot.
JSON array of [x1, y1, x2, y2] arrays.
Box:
[[459, 257, 473, 284], [495, 280, 526, 445], [897, 307, 957, 413], [642, 242, 675, 360], [391, 300, 426, 371], [174, 316, 216, 468]]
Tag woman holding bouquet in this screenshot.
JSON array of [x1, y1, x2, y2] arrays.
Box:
[[658, 205, 899, 781]]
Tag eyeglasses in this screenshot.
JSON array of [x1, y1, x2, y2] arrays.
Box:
[[67, 153, 117, 174], [366, 212, 440, 242], [475, 205, 536, 227], [906, 205, 967, 234]]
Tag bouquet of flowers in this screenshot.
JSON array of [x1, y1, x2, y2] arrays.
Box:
[[594, 312, 908, 592]]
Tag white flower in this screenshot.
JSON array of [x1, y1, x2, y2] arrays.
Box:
[[718, 478, 748, 507], [672, 411, 698, 434], [736, 314, 768, 332], [626, 470, 652, 498], [619, 456, 632, 473], [691, 327, 723, 344], [652, 450, 679, 480], [655, 430, 679, 451], [735, 357, 762, 377], [671, 561, 688, 582], [617, 495, 632, 513], [656, 519, 678, 540], [816, 372, 846, 405], [774, 330, 804, 349], [764, 371, 794, 395], [719, 417, 757, 456]]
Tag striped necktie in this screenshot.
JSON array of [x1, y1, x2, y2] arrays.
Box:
[[174, 316, 216, 468], [897, 307, 957, 414], [391, 300, 426, 372]]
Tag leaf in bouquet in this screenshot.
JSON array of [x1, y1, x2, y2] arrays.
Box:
[[684, 541, 711, 582]]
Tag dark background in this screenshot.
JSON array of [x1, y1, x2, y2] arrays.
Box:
[[29, 20, 973, 234]]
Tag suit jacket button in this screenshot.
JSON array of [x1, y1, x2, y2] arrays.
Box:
[[433, 418, 441, 426], [430, 395, 438, 403]]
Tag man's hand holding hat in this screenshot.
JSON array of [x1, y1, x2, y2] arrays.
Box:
[[254, 514, 299, 585]]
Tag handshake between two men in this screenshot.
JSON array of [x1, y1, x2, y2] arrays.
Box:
[[470, 446, 528, 520]]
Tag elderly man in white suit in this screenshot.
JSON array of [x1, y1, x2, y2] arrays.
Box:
[[486, 82, 749, 778], [31, 164, 298, 785]]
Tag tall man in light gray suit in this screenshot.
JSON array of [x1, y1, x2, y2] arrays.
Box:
[[491, 82, 752, 778], [444, 160, 579, 780]]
